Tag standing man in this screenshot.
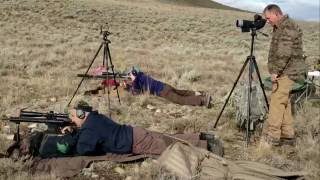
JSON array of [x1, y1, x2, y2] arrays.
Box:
[[261, 4, 307, 146]]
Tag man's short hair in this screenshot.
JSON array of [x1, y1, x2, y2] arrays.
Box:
[[263, 4, 283, 15], [74, 100, 93, 112]]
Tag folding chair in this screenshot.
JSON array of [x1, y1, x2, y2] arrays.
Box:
[[263, 72, 320, 112]]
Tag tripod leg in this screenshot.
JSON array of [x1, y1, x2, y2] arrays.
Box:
[[213, 58, 250, 128], [294, 89, 307, 104], [106, 44, 121, 105], [246, 58, 254, 146], [67, 43, 104, 106], [252, 58, 269, 110], [16, 124, 20, 142], [104, 42, 112, 117]]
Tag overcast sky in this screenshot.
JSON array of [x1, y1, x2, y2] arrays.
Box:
[[214, 0, 320, 21]]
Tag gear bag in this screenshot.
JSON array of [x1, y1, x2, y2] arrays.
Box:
[[157, 142, 306, 179], [6, 132, 77, 159], [232, 81, 268, 131], [38, 133, 77, 158]]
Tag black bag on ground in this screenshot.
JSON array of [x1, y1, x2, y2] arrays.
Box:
[[38, 133, 78, 158], [6, 132, 77, 159]]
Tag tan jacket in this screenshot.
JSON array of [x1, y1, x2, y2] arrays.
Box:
[[268, 15, 307, 81]]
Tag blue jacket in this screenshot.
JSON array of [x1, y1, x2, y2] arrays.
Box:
[[132, 72, 164, 96], [76, 111, 133, 155]]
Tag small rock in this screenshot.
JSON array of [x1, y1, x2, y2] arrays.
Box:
[[28, 123, 38, 129], [133, 164, 139, 174], [217, 126, 223, 130], [195, 91, 202, 96], [146, 104, 155, 110], [152, 159, 158, 164], [232, 144, 242, 149], [6, 134, 14, 140], [82, 165, 94, 177], [162, 109, 169, 113], [141, 161, 149, 168], [114, 167, 125, 175], [181, 115, 189, 119], [155, 109, 161, 113], [91, 174, 99, 178], [50, 97, 57, 102], [3, 125, 11, 134], [125, 176, 133, 180]]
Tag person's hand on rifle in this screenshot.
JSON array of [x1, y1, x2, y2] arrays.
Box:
[[128, 71, 137, 81], [61, 126, 75, 134], [121, 80, 132, 91], [121, 81, 128, 88]]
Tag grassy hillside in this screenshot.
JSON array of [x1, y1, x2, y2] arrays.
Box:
[[159, 0, 244, 11], [0, 0, 319, 179]]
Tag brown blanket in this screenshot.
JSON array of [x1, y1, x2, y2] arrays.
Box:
[[31, 153, 155, 178]]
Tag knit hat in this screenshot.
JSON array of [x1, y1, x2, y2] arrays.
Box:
[[127, 66, 142, 76]]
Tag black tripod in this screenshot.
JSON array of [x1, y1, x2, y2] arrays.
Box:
[[67, 27, 121, 116], [213, 29, 269, 146]]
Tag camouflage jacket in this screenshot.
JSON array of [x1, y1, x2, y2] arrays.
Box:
[[268, 15, 307, 81]]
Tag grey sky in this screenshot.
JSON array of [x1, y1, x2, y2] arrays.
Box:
[[213, 0, 320, 21]]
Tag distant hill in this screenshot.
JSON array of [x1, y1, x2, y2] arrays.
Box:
[[159, 0, 245, 11]]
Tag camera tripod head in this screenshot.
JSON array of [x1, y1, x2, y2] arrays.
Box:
[[236, 14, 266, 33], [100, 23, 112, 42]]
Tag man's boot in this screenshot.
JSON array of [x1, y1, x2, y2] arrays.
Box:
[[280, 137, 296, 146], [201, 95, 212, 109], [259, 135, 280, 148]]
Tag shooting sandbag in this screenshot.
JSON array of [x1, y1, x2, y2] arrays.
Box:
[[157, 142, 306, 179]]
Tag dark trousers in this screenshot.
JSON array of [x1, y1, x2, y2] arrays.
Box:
[[159, 84, 204, 106], [132, 127, 207, 155]]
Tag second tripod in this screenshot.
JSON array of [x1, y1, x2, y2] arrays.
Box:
[[213, 29, 269, 146], [68, 27, 121, 117]]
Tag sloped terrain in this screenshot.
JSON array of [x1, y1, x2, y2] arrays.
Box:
[[0, 0, 319, 179], [159, 0, 244, 11]]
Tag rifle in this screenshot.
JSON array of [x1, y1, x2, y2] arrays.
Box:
[[77, 71, 129, 80], [2, 110, 73, 142]]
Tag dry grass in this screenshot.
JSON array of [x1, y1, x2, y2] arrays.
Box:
[[0, 0, 319, 179], [0, 158, 32, 180]]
